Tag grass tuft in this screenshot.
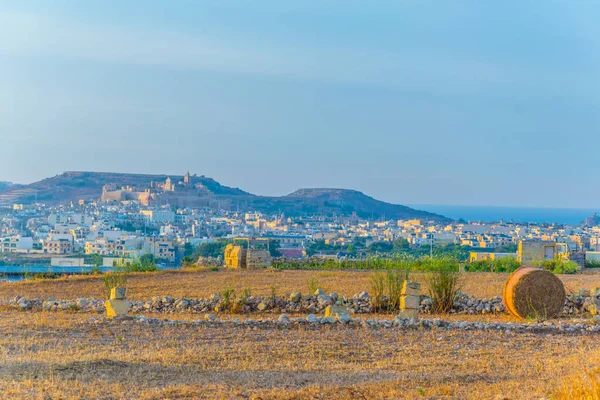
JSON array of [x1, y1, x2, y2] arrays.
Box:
[[424, 258, 462, 314]]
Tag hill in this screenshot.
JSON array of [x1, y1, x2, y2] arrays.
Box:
[[0, 181, 13, 190], [0, 171, 449, 221], [247, 188, 446, 221], [581, 213, 600, 228], [0, 172, 248, 205]]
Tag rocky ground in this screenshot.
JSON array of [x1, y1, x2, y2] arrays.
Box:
[[88, 312, 600, 335]]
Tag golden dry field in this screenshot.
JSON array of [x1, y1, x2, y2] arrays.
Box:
[[0, 310, 598, 399], [2, 268, 600, 301], [2, 270, 600, 399]]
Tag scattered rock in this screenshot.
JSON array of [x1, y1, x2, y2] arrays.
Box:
[[289, 292, 302, 303], [306, 314, 318, 323], [278, 313, 290, 323], [317, 295, 332, 306], [337, 313, 351, 324], [320, 316, 337, 324], [204, 314, 217, 322]]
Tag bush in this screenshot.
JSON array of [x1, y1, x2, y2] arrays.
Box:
[[386, 269, 410, 311], [103, 265, 128, 299], [465, 257, 520, 273], [552, 260, 579, 275], [370, 269, 410, 312], [29, 272, 60, 280], [586, 260, 600, 268], [537, 258, 579, 275], [370, 272, 386, 312], [306, 278, 321, 294], [220, 288, 236, 312], [424, 258, 462, 314]]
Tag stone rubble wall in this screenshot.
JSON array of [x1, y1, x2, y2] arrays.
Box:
[[87, 313, 600, 335], [3, 289, 599, 316]]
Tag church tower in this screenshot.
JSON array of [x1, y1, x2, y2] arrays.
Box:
[[165, 177, 174, 192], [184, 171, 191, 185]]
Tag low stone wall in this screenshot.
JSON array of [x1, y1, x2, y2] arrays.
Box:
[[4, 289, 599, 316], [86, 314, 600, 335]]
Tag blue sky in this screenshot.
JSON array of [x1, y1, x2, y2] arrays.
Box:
[[1, 1, 599, 208]]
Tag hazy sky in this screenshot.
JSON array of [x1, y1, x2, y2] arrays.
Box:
[[1, 1, 599, 208]]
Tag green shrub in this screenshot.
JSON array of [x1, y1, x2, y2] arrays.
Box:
[[125, 257, 158, 272], [270, 285, 279, 304], [220, 288, 236, 312], [306, 278, 320, 294], [240, 287, 252, 300], [370, 272, 386, 312], [552, 260, 579, 274], [585, 260, 600, 268], [103, 265, 128, 300], [90, 266, 102, 275], [32, 272, 60, 280], [536, 258, 579, 275], [424, 258, 462, 314], [465, 257, 520, 273], [370, 269, 410, 312], [386, 269, 410, 311]]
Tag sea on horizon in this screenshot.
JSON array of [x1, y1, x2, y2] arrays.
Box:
[[409, 204, 600, 225]]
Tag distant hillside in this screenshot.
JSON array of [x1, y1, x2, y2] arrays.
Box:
[[0, 171, 249, 205], [581, 213, 600, 228], [247, 188, 449, 221], [0, 181, 14, 190], [0, 171, 449, 221]]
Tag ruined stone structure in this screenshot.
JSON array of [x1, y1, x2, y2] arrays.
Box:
[[100, 173, 235, 209]]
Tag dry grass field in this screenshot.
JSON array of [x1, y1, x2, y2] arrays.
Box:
[[2, 270, 600, 399], [2, 268, 600, 301], [0, 310, 598, 400]]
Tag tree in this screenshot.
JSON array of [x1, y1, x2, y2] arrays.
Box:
[[368, 241, 393, 253], [269, 240, 282, 257], [193, 240, 231, 258], [180, 255, 196, 268], [139, 254, 155, 265], [495, 243, 518, 253], [183, 242, 194, 257], [393, 238, 410, 251], [89, 253, 103, 267]]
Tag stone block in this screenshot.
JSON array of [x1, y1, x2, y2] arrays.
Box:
[[402, 281, 421, 296], [397, 309, 419, 319], [110, 287, 127, 300], [400, 295, 420, 310], [320, 316, 337, 324], [105, 299, 131, 319], [289, 291, 302, 303], [324, 305, 351, 317], [336, 313, 351, 323]]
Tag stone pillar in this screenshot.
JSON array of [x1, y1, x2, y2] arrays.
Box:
[[105, 287, 131, 320], [399, 281, 421, 319]]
